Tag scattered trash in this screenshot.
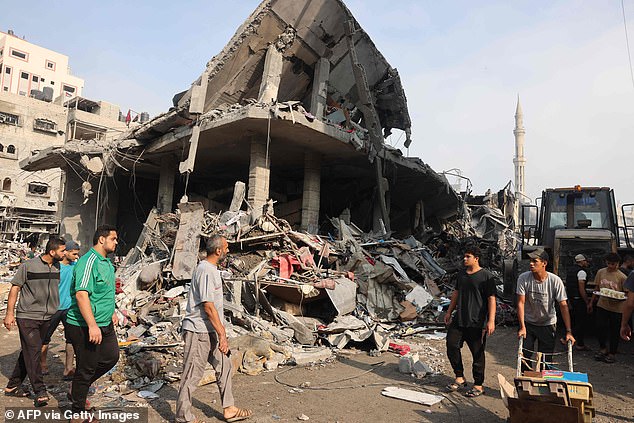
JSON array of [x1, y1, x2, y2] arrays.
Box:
[[137, 390, 160, 400], [380, 386, 444, 406]]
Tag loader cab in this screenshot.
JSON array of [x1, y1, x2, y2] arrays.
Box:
[[516, 187, 621, 281], [538, 187, 619, 249]]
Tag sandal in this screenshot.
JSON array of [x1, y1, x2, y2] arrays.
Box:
[[225, 408, 253, 422], [34, 394, 49, 407], [4, 386, 30, 397], [602, 355, 616, 363], [62, 370, 75, 381], [594, 352, 607, 361], [67, 392, 92, 409], [464, 387, 484, 398], [445, 381, 468, 392]]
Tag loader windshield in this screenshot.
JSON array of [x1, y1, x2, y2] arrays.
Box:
[[545, 190, 613, 230]]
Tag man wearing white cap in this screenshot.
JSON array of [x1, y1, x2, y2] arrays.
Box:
[[566, 254, 592, 350]]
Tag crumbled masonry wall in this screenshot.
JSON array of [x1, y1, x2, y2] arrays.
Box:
[[0, 91, 65, 213]]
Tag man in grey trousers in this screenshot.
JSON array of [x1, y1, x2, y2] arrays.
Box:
[[176, 235, 252, 423]]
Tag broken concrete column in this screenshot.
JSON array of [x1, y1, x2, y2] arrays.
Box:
[[258, 44, 283, 103], [301, 151, 320, 233], [247, 137, 270, 219], [310, 58, 330, 119], [157, 156, 176, 213], [59, 171, 96, 254]]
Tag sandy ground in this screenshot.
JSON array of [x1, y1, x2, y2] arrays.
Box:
[[1, 325, 633, 423]]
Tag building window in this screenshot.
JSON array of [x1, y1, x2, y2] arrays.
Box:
[[2, 66, 11, 92], [0, 111, 20, 126], [2, 178, 11, 192], [62, 84, 75, 94], [33, 118, 57, 133], [0, 144, 3, 152], [9, 48, 28, 61], [28, 182, 49, 196], [45, 60, 56, 71], [18, 71, 30, 96], [7, 145, 15, 154], [0, 49, 3, 56]]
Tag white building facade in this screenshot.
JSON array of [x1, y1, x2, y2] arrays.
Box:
[[0, 30, 133, 241], [0, 29, 84, 102]]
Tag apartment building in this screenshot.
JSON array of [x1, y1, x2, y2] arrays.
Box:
[[0, 29, 84, 102], [0, 30, 135, 242]]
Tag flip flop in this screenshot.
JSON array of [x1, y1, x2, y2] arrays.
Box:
[[464, 388, 484, 398], [62, 370, 75, 381], [445, 381, 468, 392], [225, 408, 253, 422], [67, 392, 92, 409], [34, 394, 49, 407], [602, 355, 616, 363], [594, 352, 607, 361], [4, 386, 30, 397]]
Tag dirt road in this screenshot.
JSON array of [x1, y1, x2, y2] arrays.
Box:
[[1, 325, 633, 422]]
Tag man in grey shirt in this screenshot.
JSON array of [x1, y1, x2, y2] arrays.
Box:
[[176, 235, 252, 423], [3, 236, 66, 407], [517, 249, 575, 371]]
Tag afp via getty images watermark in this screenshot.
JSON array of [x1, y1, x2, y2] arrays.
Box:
[[4, 407, 148, 423]]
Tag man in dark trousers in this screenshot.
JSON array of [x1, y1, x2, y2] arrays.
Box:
[[566, 254, 592, 350], [3, 236, 66, 407], [444, 246, 496, 398], [176, 235, 252, 423], [65, 225, 119, 420], [517, 249, 575, 370]]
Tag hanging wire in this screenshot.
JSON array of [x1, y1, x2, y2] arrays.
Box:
[[622, 0, 634, 88]]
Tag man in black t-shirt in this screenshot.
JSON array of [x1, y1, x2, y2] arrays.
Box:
[[444, 246, 496, 398]]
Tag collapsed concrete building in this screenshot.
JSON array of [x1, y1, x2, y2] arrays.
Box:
[[21, 0, 461, 253]]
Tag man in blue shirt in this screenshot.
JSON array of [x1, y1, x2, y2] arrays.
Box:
[[40, 240, 80, 380]]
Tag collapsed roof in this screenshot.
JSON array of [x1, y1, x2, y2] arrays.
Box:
[[21, 0, 461, 240], [175, 0, 412, 141]]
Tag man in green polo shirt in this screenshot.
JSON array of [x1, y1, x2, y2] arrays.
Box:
[[65, 225, 119, 419]]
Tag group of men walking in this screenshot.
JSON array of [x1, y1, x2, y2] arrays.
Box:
[[444, 247, 632, 396], [2, 228, 251, 423], [4, 223, 632, 419]]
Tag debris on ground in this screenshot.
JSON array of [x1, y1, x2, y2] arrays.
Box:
[[50, 180, 518, 405], [0, 181, 519, 406]]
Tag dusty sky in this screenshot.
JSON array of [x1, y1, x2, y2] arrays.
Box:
[[2, 1, 633, 206]]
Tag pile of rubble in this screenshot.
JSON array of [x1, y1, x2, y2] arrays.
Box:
[[90, 183, 518, 404], [0, 241, 31, 279]]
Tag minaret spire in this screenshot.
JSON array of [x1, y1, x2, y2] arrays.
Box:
[[513, 95, 526, 200]]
